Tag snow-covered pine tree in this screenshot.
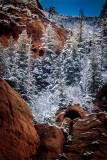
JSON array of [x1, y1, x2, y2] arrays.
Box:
[[16, 30, 35, 103], [78, 9, 86, 42], [52, 55, 68, 109], [0, 32, 35, 105], [80, 31, 94, 96], [61, 31, 81, 86], [5, 37, 17, 81], [0, 37, 20, 90], [34, 23, 58, 92], [40, 23, 58, 54], [57, 72, 68, 109], [25, 38, 36, 108], [86, 32, 103, 96], [34, 57, 46, 92], [0, 43, 5, 78], [100, 1, 107, 82], [87, 56, 102, 96]]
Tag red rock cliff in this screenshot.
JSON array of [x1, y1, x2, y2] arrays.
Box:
[[0, 79, 40, 160], [0, 2, 67, 57]]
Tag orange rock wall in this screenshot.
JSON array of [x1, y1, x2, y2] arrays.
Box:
[[0, 3, 67, 57], [0, 79, 40, 160]]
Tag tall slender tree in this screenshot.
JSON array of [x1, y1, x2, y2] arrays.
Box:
[[34, 23, 58, 92], [61, 32, 81, 86]]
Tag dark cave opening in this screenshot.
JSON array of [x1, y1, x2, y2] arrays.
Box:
[[64, 110, 81, 120], [39, 50, 44, 56]]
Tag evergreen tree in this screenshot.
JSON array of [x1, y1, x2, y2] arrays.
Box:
[[78, 9, 85, 42], [34, 57, 47, 92], [49, 6, 56, 17], [16, 30, 35, 103], [86, 31, 103, 96], [100, 1, 107, 74], [34, 23, 58, 92], [57, 56, 68, 109], [61, 32, 81, 86], [6, 37, 18, 81], [87, 55, 102, 96], [0, 43, 8, 78], [40, 23, 58, 53], [0, 37, 19, 89]]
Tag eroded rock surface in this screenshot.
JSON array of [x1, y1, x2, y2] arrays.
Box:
[[0, 2, 67, 56], [56, 105, 87, 127], [0, 79, 40, 160], [59, 112, 107, 160], [35, 124, 65, 160]]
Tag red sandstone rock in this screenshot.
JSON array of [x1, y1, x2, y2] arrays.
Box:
[[59, 112, 107, 160], [0, 79, 40, 160], [56, 111, 65, 127], [56, 105, 87, 127], [0, 3, 67, 55], [35, 124, 65, 160]]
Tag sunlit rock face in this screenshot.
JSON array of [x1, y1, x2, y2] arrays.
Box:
[[0, 1, 67, 56], [0, 79, 40, 160]]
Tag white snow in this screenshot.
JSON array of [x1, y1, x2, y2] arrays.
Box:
[[83, 152, 93, 156]]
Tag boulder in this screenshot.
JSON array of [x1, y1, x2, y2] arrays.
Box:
[[0, 79, 40, 160], [59, 112, 107, 160], [35, 124, 65, 160]]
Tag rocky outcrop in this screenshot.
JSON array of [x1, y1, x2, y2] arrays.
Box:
[[36, 0, 43, 10], [0, 2, 67, 56], [56, 105, 87, 127], [3, 0, 43, 10], [59, 112, 107, 160], [0, 79, 40, 160], [35, 124, 65, 160], [94, 83, 107, 112], [0, 79, 107, 160]]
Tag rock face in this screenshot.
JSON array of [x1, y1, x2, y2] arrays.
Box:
[[3, 0, 43, 9], [3, 0, 28, 4], [35, 124, 65, 160], [36, 0, 43, 10], [0, 79, 40, 160], [56, 105, 87, 127], [59, 112, 107, 160], [94, 83, 107, 112], [0, 2, 67, 56], [0, 79, 107, 160]]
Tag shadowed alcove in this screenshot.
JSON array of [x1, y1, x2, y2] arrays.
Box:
[[64, 110, 81, 120]]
